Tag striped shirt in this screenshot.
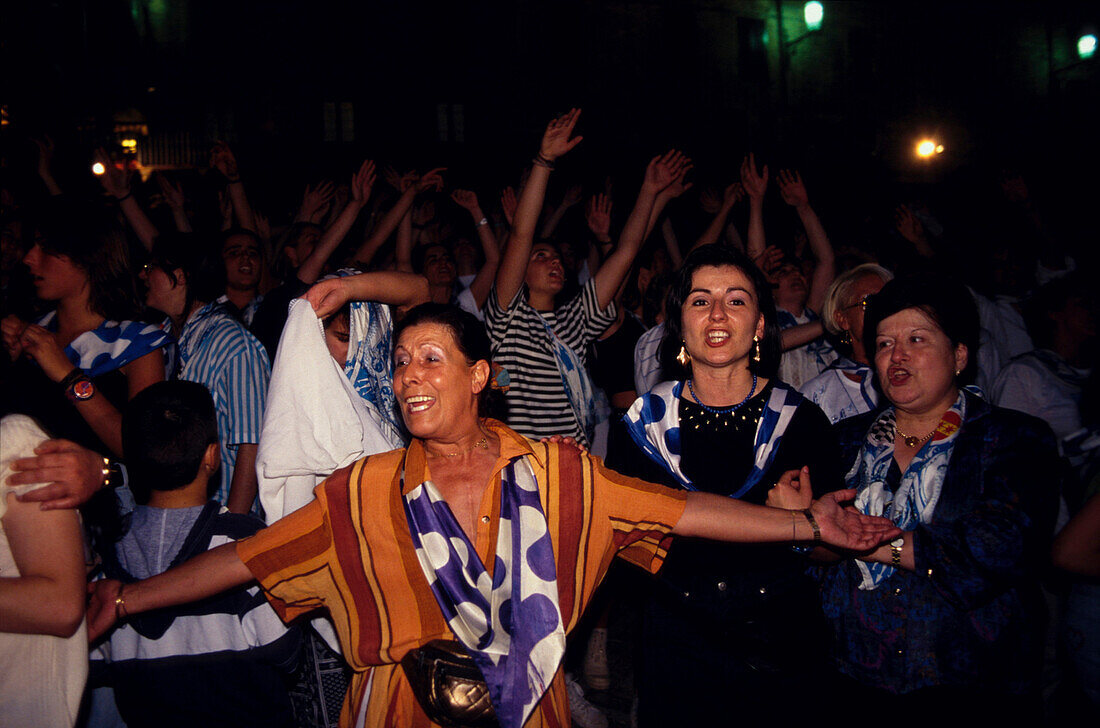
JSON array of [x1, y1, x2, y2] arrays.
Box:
[[237, 420, 687, 728], [177, 302, 270, 505], [484, 279, 616, 444]]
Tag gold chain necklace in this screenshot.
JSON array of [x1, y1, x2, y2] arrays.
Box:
[[437, 436, 489, 458], [894, 425, 934, 449]]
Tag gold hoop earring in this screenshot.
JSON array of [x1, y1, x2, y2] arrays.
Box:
[[676, 344, 691, 367], [752, 335, 761, 364]]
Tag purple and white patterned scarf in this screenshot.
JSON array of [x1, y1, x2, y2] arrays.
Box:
[[402, 457, 565, 728]]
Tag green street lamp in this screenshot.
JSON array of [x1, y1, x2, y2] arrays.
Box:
[[1079, 34, 1097, 60], [804, 2, 824, 33]]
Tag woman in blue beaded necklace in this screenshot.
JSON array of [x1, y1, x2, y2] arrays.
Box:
[[621, 244, 845, 725]]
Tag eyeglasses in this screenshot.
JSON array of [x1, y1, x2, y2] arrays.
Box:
[[844, 295, 872, 311]]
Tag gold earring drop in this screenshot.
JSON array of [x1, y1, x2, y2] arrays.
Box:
[[676, 344, 691, 367], [752, 336, 761, 364]]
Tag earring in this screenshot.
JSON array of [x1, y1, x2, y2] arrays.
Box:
[[676, 343, 691, 367], [840, 330, 852, 346], [752, 336, 761, 364]]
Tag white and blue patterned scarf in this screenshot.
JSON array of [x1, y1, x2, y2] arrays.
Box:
[[849, 390, 967, 590], [623, 380, 803, 496], [403, 458, 566, 728], [320, 269, 403, 443], [532, 311, 600, 444], [38, 311, 171, 378]]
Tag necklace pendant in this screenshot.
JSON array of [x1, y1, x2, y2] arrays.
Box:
[[903, 435, 919, 448]]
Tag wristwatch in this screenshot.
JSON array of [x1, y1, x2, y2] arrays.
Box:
[[60, 368, 96, 402]]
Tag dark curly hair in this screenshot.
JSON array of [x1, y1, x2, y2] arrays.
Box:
[[659, 244, 782, 382]]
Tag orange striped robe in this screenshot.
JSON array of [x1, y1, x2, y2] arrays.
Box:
[[237, 420, 686, 727]]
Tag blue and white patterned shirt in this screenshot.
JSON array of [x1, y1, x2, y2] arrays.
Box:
[[177, 302, 270, 505]]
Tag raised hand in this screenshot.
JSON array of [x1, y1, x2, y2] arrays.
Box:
[[584, 194, 613, 241], [810, 489, 902, 551], [740, 153, 769, 201], [156, 173, 186, 210], [415, 167, 446, 193], [450, 189, 481, 214], [644, 150, 693, 194], [561, 183, 584, 208], [303, 277, 353, 319], [351, 159, 378, 204], [500, 186, 518, 227], [210, 141, 240, 181], [665, 168, 695, 200], [700, 186, 722, 214], [93, 148, 130, 199], [767, 467, 814, 510], [777, 169, 809, 209], [217, 190, 233, 230], [539, 108, 583, 161], [300, 181, 336, 222], [894, 204, 926, 245], [252, 210, 271, 243], [10, 439, 108, 510], [722, 181, 744, 207], [1, 315, 28, 361], [752, 245, 784, 282]]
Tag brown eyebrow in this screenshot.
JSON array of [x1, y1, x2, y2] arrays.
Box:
[[688, 286, 753, 296]]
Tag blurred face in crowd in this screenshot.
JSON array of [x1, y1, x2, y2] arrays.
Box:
[[23, 242, 88, 302], [222, 233, 261, 292], [680, 264, 765, 374], [873, 307, 967, 418], [453, 237, 477, 271], [772, 261, 808, 313], [139, 263, 186, 318], [524, 242, 565, 297], [323, 310, 351, 365], [422, 244, 457, 288], [835, 273, 887, 360]]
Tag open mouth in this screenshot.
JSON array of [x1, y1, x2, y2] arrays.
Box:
[[705, 330, 730, 346], [404, 395, 435, 413], [887, 366, 910, 385]]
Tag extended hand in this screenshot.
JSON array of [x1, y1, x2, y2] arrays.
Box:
[[94, 148, 131, 199], [19, 324, 74, 382], [644, 149, 693, 194], [300, 181, 336, 223], [777, 169, 809, 208], [303, 277, 352, 319], [740, 153, 768, 201], [584, 193, 612, 240], [156, 173, 186, 209], [500, 186, 518, 227], [450, 188, 481, 214], [210, 141, 240, 180], [351, 159, 378, 204], [810, 490, 901, 551], [539, 108, 583, 161], [415, 167, 447, 193], [11, 439, 108, 510]]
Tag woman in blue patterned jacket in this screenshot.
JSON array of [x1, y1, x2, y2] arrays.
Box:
[[806, 274, 1060, 723]]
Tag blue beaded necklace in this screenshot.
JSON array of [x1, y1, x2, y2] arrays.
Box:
[[686, 374, 758, 414]]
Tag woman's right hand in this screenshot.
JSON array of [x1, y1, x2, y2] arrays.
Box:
[[86, 579, 123, 642], [303, 277, 352, 319], [767, 467, 813, 510], [1, 315, 28, 360]]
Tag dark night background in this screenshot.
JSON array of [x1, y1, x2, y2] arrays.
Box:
[[3, 0, 1097, 266]]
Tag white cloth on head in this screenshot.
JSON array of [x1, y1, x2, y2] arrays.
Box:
[[0, 415, 88, 727]]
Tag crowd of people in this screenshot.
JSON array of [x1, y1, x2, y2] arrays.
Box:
[[0, 107, 1096, 728]]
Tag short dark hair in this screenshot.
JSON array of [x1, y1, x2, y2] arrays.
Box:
[[122, 381, 219, 504], [862, 273, 980, 383], [660, 244, 782, 381], [1023, 272, 1091, 350], [394, 302, 503, 419], [411, 242, 452, 274], [148, 231, 222, 309]]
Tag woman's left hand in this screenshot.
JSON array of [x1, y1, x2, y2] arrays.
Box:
[[20, 325, 75, 382], [810, 489, 902, 551], [767, 467, 813, 510], [303, 278, 351, 319], [539, 434, 589, 454]]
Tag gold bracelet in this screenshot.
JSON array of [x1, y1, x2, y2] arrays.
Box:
[[114, 584, 128, 621], [801, 508, 821, 542], [101, 457, 111, 487], [890, 538, 903, 567]]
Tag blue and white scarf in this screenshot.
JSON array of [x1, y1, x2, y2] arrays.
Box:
[[322, 269, 403, 442], [849, 390, 967, 590], [403, 458, 566, 728], [38, 311, 171, 378], [623, 380, 803, 496], [533, 312, 601, 445]]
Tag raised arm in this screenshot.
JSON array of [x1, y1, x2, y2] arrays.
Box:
[[539, 183, 583, 239], [778, 170, 834, 313], [593, 150, 691, 309], [156, 173, 193, 233], [741, 153, 768, 259], [297, 160, 377, 285], [692, 181, 744, 251], [211, 142, 256, 232], [495, 109, 583, 306], [349, 168, 444, 269], [95, 148, 159, 252], [304, 270, 431, 318], [450, 189, 500, 308]]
